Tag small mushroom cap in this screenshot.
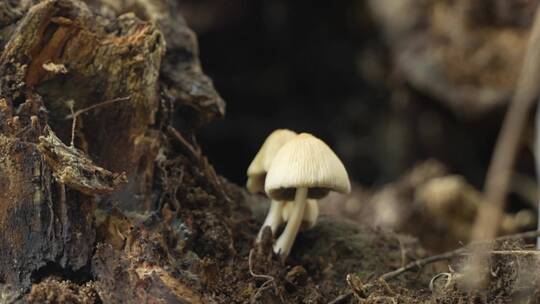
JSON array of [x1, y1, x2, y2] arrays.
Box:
[[246, 129, 297, 194], [282, 199, 319, 229], [265, 133, 351, 200]]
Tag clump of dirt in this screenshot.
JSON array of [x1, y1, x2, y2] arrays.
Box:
[[86, 147, 540, 303], [89, 153, 435, 304], [190, 202, 434, 303], [26, 278, 98, 304], [19, 145, 540, 303], [337, 238, 540, 303]]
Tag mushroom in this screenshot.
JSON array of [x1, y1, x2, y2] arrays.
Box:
[[265, 133, 350, 257], [246, 129, 297, 241], [282, 199, 319, 230]]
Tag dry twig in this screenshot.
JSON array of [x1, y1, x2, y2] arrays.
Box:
[[328, 230, 540, 303], [167, 126, 232, 203], [65, 96, 131, 147], [64, 96, 131, 120], [467, 4, 540, 288], [471, 2, 540, 241], [328, 292, 353, 304], [380, 229, 540, 281]]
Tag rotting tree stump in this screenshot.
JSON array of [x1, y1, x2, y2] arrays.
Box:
[[0, 0, 225, 300], [0, 1, 432, 303]]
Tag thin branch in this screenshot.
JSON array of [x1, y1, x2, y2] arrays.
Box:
[[327, 230, 540, 303], [471, 5, 540, 242], [65, 96, 131, 148], [489, 250, 540, 255], [379, 249, 460, 282], [166, 126, 200, 160], [327, 292, 352, 304], [12, 125, 30, 137], [69, 100, 76, 147], [64, 96, 131, 120], [467, 3, 540, 289], [380, 229, 540, 281], [167, 126, 232, 203]]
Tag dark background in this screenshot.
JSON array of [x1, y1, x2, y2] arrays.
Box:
[[179, 0, 530, 198]]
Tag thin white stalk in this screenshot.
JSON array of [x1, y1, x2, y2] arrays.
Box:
[[256, 200, 285, 241], [273, 187, 308, 258]]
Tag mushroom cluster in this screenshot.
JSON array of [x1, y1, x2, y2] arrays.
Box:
[[247, 129, 298, 241], [247, 130, 351, 258]]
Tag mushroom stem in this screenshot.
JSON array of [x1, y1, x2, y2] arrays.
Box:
[[273, 187, 307, 258], [257, 200, 285, 241]]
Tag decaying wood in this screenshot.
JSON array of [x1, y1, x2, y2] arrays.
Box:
[[37, 126, 127, 195], [0, 128, 97, 294], [0, 0, 258, 302], [0, 0, 214, 299], [90, 0, 226, 125]]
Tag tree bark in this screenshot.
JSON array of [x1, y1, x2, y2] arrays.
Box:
[[0, 0, 223, 300], [0, 1, 431, 303]]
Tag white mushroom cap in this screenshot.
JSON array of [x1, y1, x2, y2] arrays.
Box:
[[246, 129, 297, 194], [282, 199, 319, 229], [265, 133, 351, 200]]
